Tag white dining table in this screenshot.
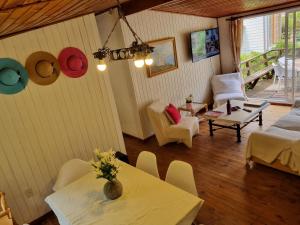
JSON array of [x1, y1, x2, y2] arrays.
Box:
[[45, 162, 204, 225]]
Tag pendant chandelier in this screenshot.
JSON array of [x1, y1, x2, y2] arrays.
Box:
[[93, 0, 154, 72]]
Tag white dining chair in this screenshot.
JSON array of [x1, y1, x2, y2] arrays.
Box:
[[53, 159, 92, 191], [0, 192, 13, 225], [272, 63, 293, 91], [165, 160, 198, 196], [136, 151, 160, 178]]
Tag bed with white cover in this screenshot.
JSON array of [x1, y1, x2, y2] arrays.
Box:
[[245, 99, 300, 175]]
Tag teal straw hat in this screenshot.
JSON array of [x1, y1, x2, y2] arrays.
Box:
[[0, 58, 28, 95]]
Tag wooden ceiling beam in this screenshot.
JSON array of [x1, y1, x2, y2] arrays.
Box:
[[0, 0, 51, 11], [121, 0, 175, 15]]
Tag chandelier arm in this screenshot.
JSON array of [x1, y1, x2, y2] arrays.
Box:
[[116, 0, 145, 44], [121, 16, 145, 44], [102, 16, 120, 48]]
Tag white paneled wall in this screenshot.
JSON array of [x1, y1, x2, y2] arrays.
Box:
[[120, 11, 221, 138], [0, 14, 125, 224]]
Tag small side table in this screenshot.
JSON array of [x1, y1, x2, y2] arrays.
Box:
[[179, 102, 208, 117]]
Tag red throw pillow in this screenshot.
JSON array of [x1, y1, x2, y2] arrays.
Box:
[[165, 104, 181, 124]]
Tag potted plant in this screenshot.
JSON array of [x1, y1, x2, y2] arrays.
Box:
[[185, 94, 193, 109], [91, 148, 122, 200]]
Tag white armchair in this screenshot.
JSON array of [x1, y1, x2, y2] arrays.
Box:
[[211, 72, 247, 107], [147, 101, 199, 148]]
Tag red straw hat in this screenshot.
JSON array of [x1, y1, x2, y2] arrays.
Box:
[[58, 47, 88, 78]]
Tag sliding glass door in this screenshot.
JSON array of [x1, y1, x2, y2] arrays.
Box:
[[282, 10, 300, 103], [241, 10, 300, 103]]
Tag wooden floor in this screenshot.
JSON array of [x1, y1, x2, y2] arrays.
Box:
[[38, 105, 300, 225]]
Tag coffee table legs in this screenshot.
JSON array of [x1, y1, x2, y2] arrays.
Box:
[[236, 124, 241, 143], [209, 120, 213, 136], [207, 111, 264, 142], [208, 121, 241, 142], [259, 111, 263, 126], [209, 120, 240, 142]]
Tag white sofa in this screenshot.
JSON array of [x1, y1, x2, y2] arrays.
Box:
[[147, 101, 199, 148], [211, 72, 247, 107], [246, 100, 300, 175]]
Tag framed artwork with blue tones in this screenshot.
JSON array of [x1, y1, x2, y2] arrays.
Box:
[[146, 37, 178, 77]]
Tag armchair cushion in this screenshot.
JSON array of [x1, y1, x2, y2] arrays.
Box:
[[164, 110, 175, 124], [211, 73, 246, 107], [214, 92, 245, 106], [165, 104, 181, 124], [147, 101, 199, 148], [212, 73, 243, 94]]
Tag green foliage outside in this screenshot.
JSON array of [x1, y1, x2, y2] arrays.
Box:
[[240, 50, 280, 79], [240, 51, 260, 62], [272, 13, 300, 51]]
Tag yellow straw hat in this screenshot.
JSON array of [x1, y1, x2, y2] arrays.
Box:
[[26, 51, 60, 85]]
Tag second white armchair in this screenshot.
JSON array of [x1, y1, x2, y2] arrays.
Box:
[[211, 72, 247, 107]]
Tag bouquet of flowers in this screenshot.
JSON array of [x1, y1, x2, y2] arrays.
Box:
[[91, 148, 120, 182]]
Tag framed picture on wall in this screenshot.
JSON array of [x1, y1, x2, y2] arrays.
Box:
[[146, 37, 178, 77]]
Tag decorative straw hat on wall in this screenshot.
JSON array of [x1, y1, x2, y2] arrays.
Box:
[[0, 58, 29, 95], [26, 51, 60, 85], [58, 47, 88, 78]]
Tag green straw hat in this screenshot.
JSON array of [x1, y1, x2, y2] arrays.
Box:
[[0, 58, 29, 95]]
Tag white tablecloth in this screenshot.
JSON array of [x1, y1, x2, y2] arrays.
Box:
[[45, 162, 204, 225]]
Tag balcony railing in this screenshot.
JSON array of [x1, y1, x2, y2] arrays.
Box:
[[240, 49, 284, 89]]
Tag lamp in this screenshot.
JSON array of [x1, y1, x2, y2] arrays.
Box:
[[145, 54, 154, 66], [133, 52, 145, 68], [97, 59, 107, 71], [93, 0, 154, 72]]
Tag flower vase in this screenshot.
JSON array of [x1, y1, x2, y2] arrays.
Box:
[[186, 102, 192, 110], [103, 179, 123, 200]]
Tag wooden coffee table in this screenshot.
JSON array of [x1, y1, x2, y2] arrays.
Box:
[[203, 100, 269, 142]]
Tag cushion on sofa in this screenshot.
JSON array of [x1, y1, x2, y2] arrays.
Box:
[[289, 108, 300, 116], [272, 114, 300, 132], [267, 126, 300, 139], [164, 110, 175, 124]]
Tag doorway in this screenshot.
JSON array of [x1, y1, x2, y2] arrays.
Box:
[[240, 10, 300, 103]]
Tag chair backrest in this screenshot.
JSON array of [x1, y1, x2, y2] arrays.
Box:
[[136, 151, 160, 178], [277, 62, 294, 78], [272, 63, 285, 78], [165, 160, 198, 196], [211, 72, 244, 95], [147, 101, 171, 143], [0, 192, 12, 220], [53, 159, 92, 191]]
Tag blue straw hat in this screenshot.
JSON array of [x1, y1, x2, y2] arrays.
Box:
[[0, 58, 29, 95]]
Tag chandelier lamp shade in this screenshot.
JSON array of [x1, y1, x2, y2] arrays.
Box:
[[93, 0, 154, 72]]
